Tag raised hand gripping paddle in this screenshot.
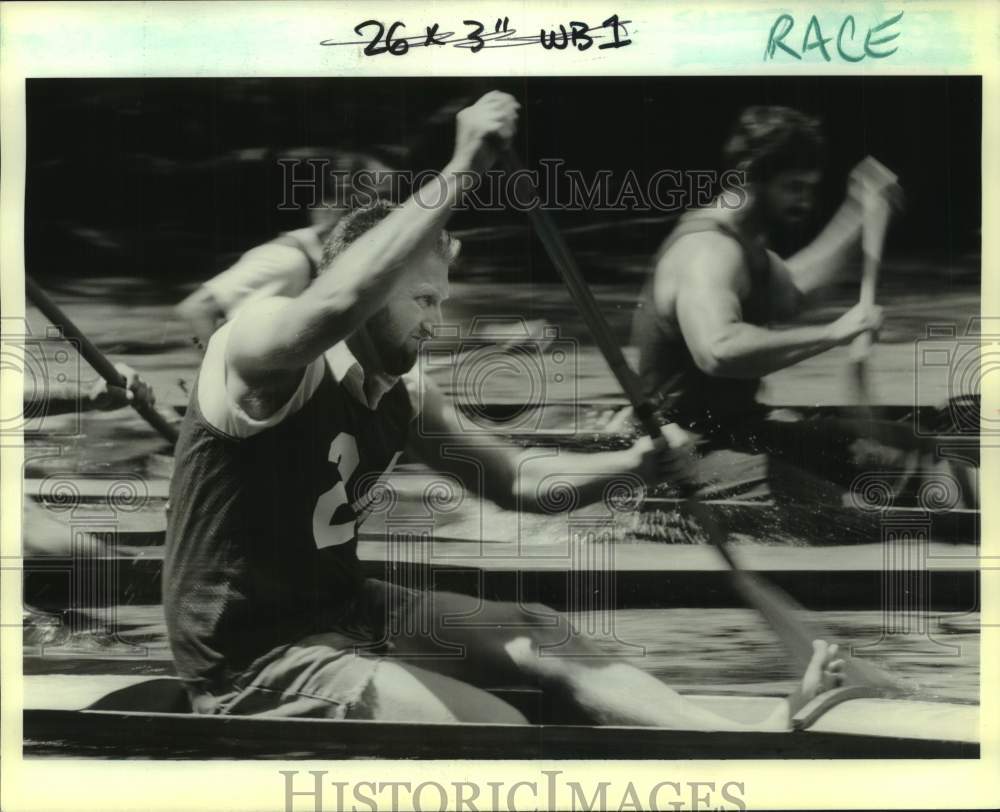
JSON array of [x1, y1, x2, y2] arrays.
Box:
[[849, 157, 897, 405]]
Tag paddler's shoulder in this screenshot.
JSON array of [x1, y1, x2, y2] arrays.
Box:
[[657, 217, 747, 276]]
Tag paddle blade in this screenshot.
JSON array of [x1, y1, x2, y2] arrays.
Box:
[[688, 500, 907, 692], [849, 356, 873, 414], [729, 565, 904, 692]]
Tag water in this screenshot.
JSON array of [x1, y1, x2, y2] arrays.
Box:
[[25, 605, 979, 703], [18, 275, 981, 702], [575, 608, 979, 703]]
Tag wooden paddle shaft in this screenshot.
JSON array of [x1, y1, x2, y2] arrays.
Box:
[[501, 151, 663, 442], [25, 277, 179, 444], [850, 191, 892, 362]]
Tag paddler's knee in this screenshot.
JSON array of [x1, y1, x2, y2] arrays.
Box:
[[369, 661, 527, 724], [503, 624, 604, 682], [368, 661, 461, 723], [504, 636, 570, 682]]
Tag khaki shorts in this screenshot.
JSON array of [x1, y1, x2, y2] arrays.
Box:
[[204, 579, 422, 720]]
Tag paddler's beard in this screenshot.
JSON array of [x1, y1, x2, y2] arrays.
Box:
[[352, 316, 419, 378]]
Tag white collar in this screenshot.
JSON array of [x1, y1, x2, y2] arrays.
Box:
[[324, 341, 399, 410]]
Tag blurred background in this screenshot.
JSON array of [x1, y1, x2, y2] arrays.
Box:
[[26, 76, 981, 289], [18, 75, 982, 446]]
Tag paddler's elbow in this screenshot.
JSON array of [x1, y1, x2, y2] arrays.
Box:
[[696, 337, 753, 379], [486, 455, 567, 513], [692, 343, 731, 377]]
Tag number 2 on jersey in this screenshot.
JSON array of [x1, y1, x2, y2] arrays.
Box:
[[312, 432, 359, 549]]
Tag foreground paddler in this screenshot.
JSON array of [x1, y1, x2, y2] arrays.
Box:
[[165, 91, 844, 729], [628, 106, 977, 506]]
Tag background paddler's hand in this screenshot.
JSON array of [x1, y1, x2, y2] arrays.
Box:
[[827, 301, 884, 346], [785, 640, 847, 721], [88, 362, 156, 412], [847, 155, 904, 213], [452, 90, 520, 173], [631, 423, 698, 488]]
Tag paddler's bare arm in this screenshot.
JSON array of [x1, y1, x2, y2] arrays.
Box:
[[770, 157, 901, 318], [225, 92, 521, 402], [774, 199, 863, 313], [408, 380, 679, 511], [26, 363, 155, 416], [175, 287, 226, 350], [674, 234, 883, 379]]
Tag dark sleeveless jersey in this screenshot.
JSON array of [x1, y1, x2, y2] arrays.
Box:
[[631, 215, 773, 430], [163, 358, 413, 697]]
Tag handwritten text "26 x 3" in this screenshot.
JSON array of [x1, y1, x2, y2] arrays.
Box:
[[322, 16, 632, 55]]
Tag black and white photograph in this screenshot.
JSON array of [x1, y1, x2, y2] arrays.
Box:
[[1, 3, 997, 811]]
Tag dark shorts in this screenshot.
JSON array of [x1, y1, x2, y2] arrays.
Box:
[[201, 579, 423, 719]]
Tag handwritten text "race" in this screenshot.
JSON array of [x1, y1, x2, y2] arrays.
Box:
[[764, 11, 903, 62]]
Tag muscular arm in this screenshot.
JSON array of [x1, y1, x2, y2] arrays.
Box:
[[673, 235, 843, 379], [408, 380, 644, 512], [772, 198, 863, 317], [772, 156, 900, 319], [25, 364, 154, 416], [175, 287, 226, 348], [219, 91, 522, 419], [227, 168, 466, 387], [25, 383, 91, 416], [178, 239, 315, 350]]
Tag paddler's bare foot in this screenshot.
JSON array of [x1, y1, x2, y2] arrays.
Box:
[[788, 639, 846, 718]]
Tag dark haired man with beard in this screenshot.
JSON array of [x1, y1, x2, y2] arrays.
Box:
[[629, 105, 976, 506], [164, 92, 843, 729]]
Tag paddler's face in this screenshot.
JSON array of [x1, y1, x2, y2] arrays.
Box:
[[365, 248, 451, 376], [760, 169, 822, 229]]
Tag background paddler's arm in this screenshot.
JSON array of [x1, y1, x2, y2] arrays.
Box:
[[779, 199, 863, 306], [677, 242, 881, 378], [778, 156, 901, 314], [175, 286, 226, 350]]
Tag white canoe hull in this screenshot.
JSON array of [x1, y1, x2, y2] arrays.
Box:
[[23, 674, 978, 760]]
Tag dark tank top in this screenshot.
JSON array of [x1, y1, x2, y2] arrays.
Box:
[[163, 362, 413, 698], [632, 215, 772, 431]]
